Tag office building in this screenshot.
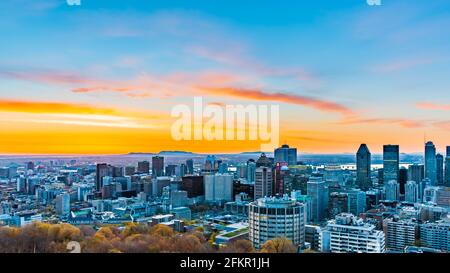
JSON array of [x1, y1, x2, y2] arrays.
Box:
[[204, 173, 234, 202], [254, 167, 273, 199], [274, 162, 289, 195], [445, 146, 450, 186], [180, 176, 204, 198], [246, 161, 256, 183], [319, 213, 385, 253], [274, 144, 297, 166], [408, 164, 424, 183], [328, 192, 348, 219], [307, 176, 328, 223], [152, 156, 164, 177], [405, 181, 419, 203], [347, 190, 367, 216], [436, 154, 444, 186], [137, 161, 150, 174], [385, 180, 400, 201], [383, 145, 399, 184], [425, 141, 437, 185], [399, 168, 408, 195], [248, 195, 306, 249], [96, 163, 109, 191], [186, 159, 194, 175], [356, 144, 371, 190], [55, 193, 71, 216]]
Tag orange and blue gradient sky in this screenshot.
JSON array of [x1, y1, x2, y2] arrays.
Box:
[[0, 0, 450, 155]]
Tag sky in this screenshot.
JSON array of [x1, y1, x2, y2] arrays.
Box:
[[0, 0, 450, 155]]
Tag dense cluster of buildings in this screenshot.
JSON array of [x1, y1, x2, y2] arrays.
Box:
[[0, 142, 449, 253]]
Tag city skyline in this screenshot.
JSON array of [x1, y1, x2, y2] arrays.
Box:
[[1, 0, 450, 154]]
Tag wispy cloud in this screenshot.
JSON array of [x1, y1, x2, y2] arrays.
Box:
[[416, 102, 450, 111], [338, 117, 428, 129], [373, 57, 435, 73]]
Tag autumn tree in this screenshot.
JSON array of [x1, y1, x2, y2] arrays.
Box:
[[260, 237, 297, 253]]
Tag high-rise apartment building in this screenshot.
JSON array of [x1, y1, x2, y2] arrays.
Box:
[[420, 220, 450, 252], [384, 217, 418, 252], [248, 196, 306, 249], [254, 167, 273, 199], [319, 213, 385, 253]]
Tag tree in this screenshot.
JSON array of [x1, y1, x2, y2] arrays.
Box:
[[220, 240, 255, 253], [260, 237, 297, 253]]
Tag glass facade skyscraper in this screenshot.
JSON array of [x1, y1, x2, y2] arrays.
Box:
[[445, 146, 450, 187], [383, 145, 399, 184], [425, 141, 437, 186], [436, 154, 444, 186], [274, 144, 297, 166], [356, 144, 371, 190]]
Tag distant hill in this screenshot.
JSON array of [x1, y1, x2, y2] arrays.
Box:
[[158, 151, 195, 155]]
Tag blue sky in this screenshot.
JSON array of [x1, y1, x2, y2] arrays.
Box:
[[0, 0, 450, 154]]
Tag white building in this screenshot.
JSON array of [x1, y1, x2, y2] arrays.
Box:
[[319, 213, 385, 253], [249, 195, 306, 249], [204, 173, 233, 203]]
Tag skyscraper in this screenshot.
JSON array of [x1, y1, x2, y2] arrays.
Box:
[[137, 161, 150, 174], [399, 168, 408, 195], [273, 162, 289, 195], [96, 163, 109, 191], [274, 144, 297, 166], [254, 167, 273, 199], [246, 160, 256, 183], [186, 159, 194, 175], [424, 141, 437, 185], [356, 144, 371, 190], [408, 164, 424, 183], [446, 147, 450, 187], [152, 156, 164, 177], [436, 154, 444, 186], [307, 176, 328, 223], [383, 145, 399, 184]]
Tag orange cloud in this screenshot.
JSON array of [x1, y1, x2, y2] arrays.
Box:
[[0, 99, 117, 115], [416, 102, 450, 111], [196, 86, 354, 116]]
